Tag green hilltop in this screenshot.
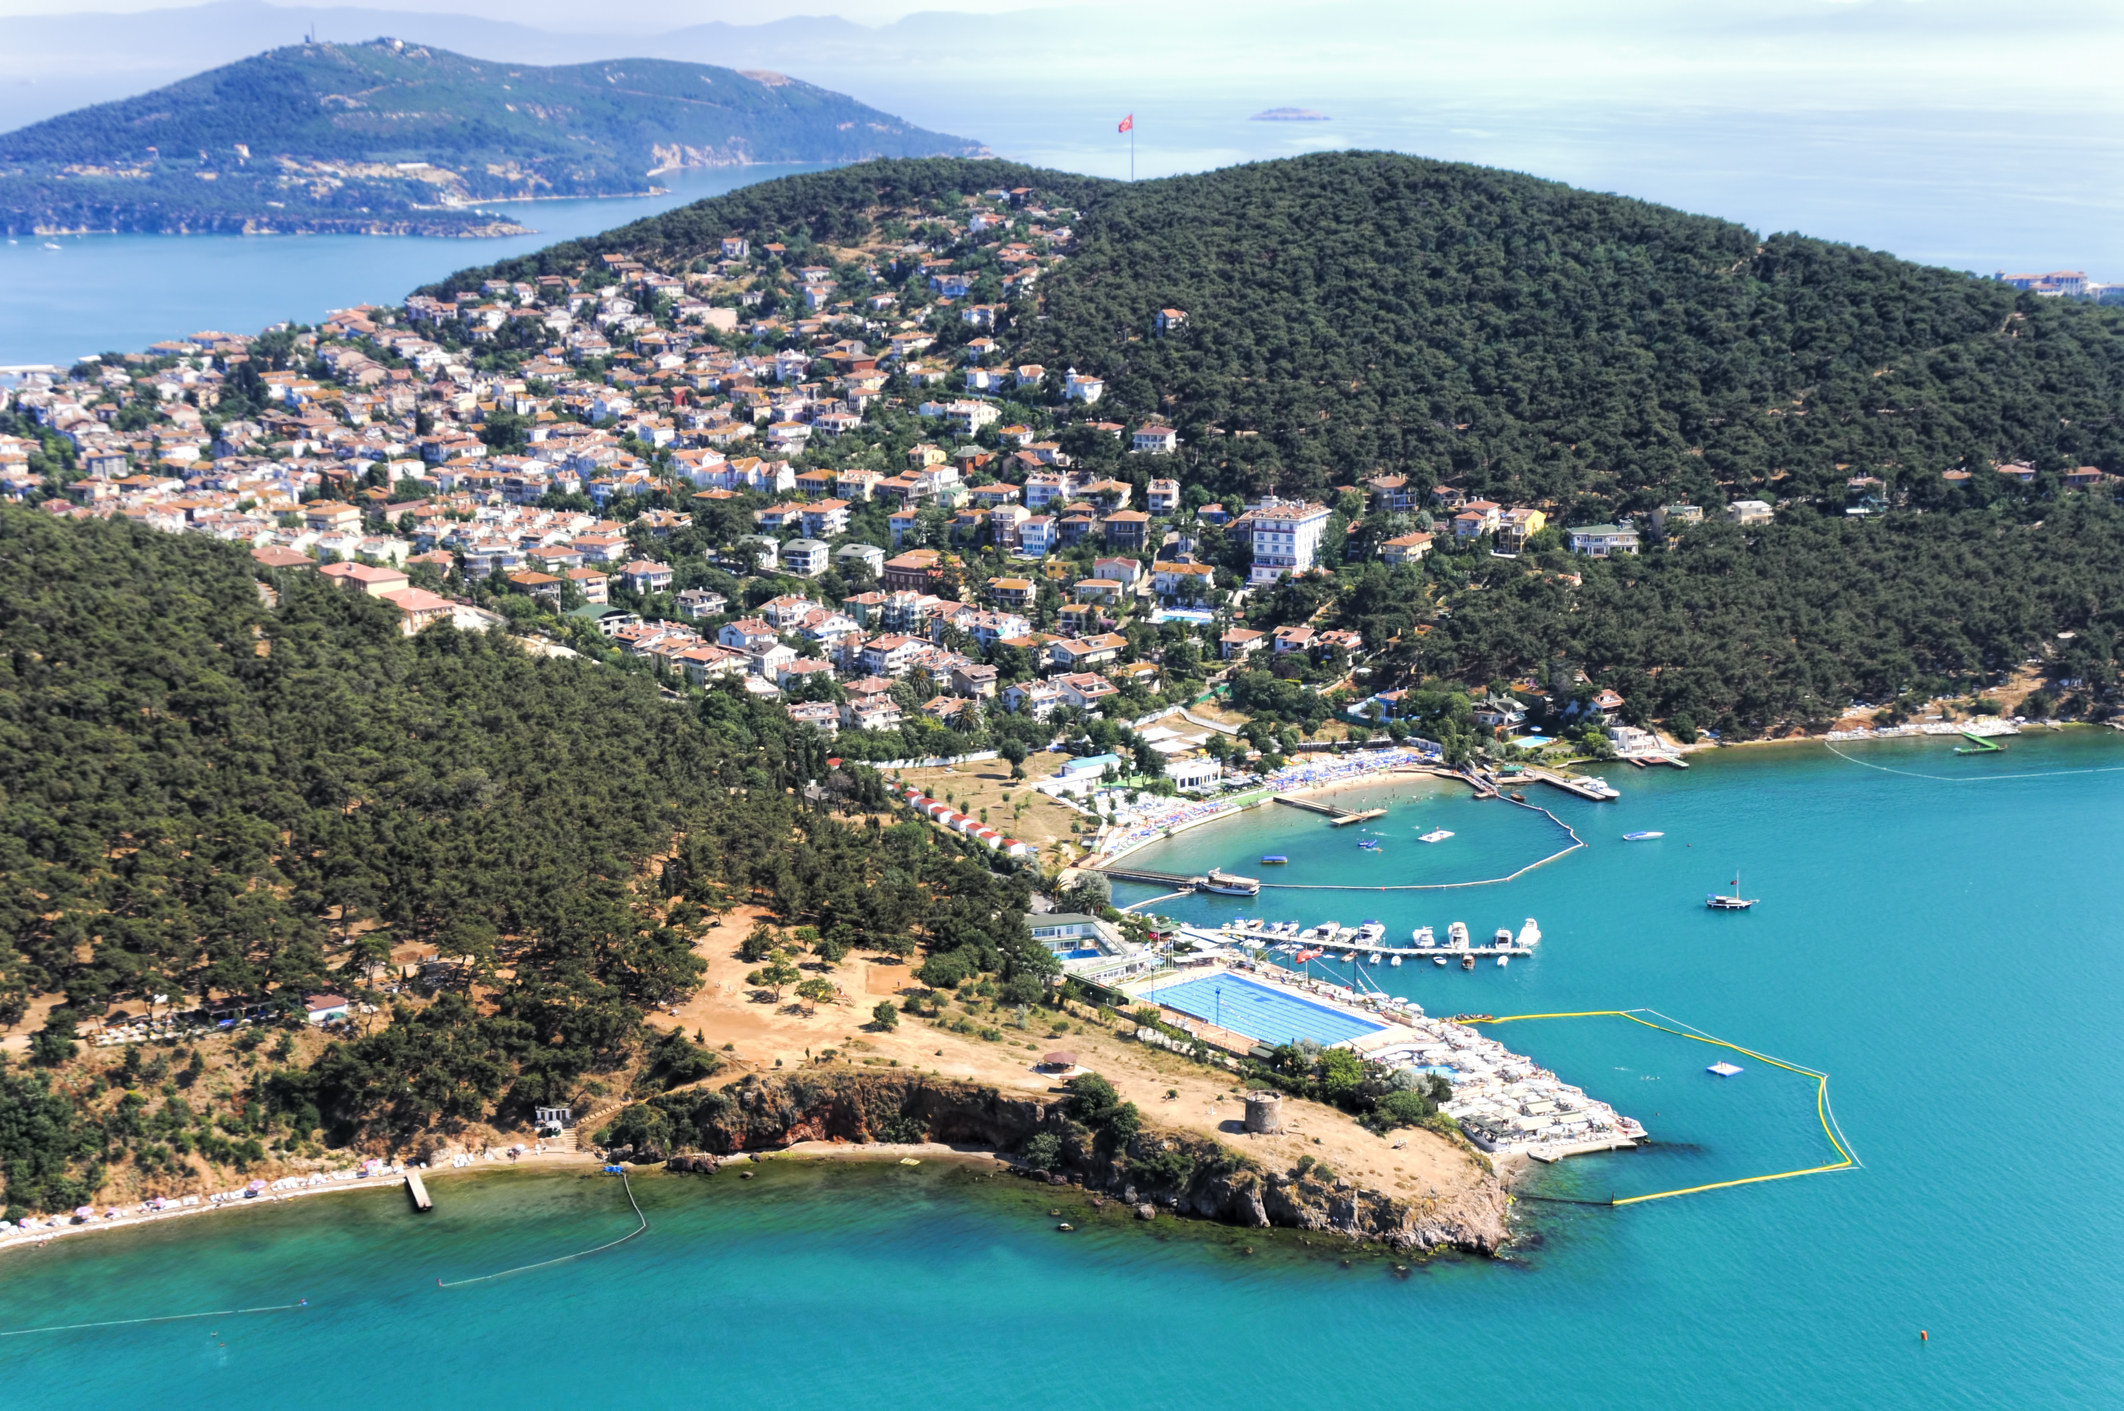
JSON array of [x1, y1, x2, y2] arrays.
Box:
[[0, 39, 985, 236], [434, 153, 2124, 729]]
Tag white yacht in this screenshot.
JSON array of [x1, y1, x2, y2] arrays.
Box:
[[1493, 927, 1515, 949], [1356, 921, 1386, 944], [1448, 921, 1471, 950], [1516, 919, 1542, 947], [1412, 925, 1436, 948]]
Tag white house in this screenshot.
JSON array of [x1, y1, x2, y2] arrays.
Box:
[[1566, 524, 1641, 557], [1247, 501, 1331, 585], [780, 538, 831, 577], [1131, 425, 1178, 455]]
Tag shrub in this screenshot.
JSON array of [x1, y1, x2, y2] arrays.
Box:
[[871, 1000, 899, 1030], [1021, 1131, 1063, 1170]]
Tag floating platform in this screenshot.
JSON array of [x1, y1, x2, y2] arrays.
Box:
[[1707, 1061, 1744, 1077]]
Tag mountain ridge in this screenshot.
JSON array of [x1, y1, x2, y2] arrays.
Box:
[[0, 38, 985, 237]]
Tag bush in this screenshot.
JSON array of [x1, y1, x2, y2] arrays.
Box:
[[871, 1000, 899, 1030], [1127, 1143, 1195, 1191], [1372, 1088, 1437, 1128], [1021, 1131, 1063, 1170]]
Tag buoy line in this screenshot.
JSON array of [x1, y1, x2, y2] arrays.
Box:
[[435, 1169, 648, 1289], [1471, 1008, 1858, 1206], [1257, 798, 1585, 893], [0, 1299, 310, 1338], [1823, 740, 2124, 783]]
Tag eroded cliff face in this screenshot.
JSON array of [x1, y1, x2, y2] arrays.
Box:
[[614, 1071, 1508, 1256]]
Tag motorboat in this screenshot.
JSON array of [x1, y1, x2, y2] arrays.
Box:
[[1260, 855, 1288, 865], [1341, 950, 1358, 962], [1356, 921, 1386, 943], [1368, 952, 1383, 965], [1412, 925, 1436, 948], [1432, 954, 1449, 966], [1493, 927, 1514, 948], [1623, 831, 1664, 841], [1496, 954, 1509, 967], [1516, 919, 1541, 947], [1460, 954, 1476, 969], [1201, 869, 1260, 896], [1447, 921, 1471, 949], [1357, 838, 1382, 852]]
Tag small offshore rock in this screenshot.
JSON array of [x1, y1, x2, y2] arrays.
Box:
[[1136, 1203, 1157, 1221]]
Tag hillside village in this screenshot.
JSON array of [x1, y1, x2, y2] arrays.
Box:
[[3, 176, 2104, 794]]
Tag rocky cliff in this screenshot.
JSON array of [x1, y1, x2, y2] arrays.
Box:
[[603, 1070, 1509, 1256]]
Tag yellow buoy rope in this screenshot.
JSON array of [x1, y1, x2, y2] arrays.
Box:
[[1470, 1008, 1858, 1206]]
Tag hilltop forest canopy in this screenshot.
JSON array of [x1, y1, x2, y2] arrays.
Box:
[[430, 153, 2124, 728], [0, 40, 984, 236], [0, 509, 1046, 1207]]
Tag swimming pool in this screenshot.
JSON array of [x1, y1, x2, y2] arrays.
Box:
[[1137, 972, 1387, 1048]]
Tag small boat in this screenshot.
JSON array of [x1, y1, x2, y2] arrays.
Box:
[[1341, 950, 1358, 962], [1707, 1061, 1743, 1077], [1389, 955, 1402, 966], [1460, 954, 1476, 969], [42, 241, 62, 250], [1358, 838, 1381, 851], [1260, 855, 1288, 865], [1294, 948, 1322, 962], [1495, 954, 1509, 967], [1623, 831, 1664, 841], [1418, 828, 1454, 843], [1508, 791, 1526, 802], [1707, 874, 1757, 910], [1368, 951, 1383, 965], [1432, 954, 1449, 966]]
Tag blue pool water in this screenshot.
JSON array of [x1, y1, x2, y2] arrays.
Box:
[[1138, 971, 1385, 1047]]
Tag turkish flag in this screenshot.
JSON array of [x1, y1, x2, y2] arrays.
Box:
[[1118, 114, 1134, 133]]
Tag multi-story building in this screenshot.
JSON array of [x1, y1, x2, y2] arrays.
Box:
[[1247, 501, 1331, 585]]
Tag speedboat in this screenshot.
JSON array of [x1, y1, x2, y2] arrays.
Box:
[[1356, 921, 1386, 943], [1432, 954, 1448, 966], [1623, 831, 1664, 841], [1493, 927, 1514, 948], [1412, 925, 1435, 948], [1447, 921, 1470, 949], [1368, 951, 1383, 965]]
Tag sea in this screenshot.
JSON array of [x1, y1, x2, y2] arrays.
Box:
[[5, 732, 2120, 1407], [4, 84, 2123, 369]]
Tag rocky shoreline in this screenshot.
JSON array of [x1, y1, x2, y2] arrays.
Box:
[[610, 1071, 1509, 1256]]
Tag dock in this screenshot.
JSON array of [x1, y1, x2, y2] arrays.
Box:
[[1100, 866, 1202, 888], [1517, 767, 1620, 801], [404, 1171, 432, 1212], [1273, 796, 1389, 826]]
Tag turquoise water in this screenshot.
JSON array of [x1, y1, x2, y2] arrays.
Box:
[[5, 734, 2122, 1405]]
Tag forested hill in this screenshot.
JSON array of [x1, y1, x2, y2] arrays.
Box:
[[0, 40, 984, 236], [0, 509, 1042, 1210], [441, 151, 2124, 514]]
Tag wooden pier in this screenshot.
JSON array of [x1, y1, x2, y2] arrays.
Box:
[[404, 1171, 433, 1212], [1099, 866, 1202, 888], [1273, 796, 1389, 826]]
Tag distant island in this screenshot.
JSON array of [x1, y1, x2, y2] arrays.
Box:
[[0, 38, 987, 237], [1250, 108, 1330, 122]]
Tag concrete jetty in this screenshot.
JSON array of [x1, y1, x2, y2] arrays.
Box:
[[1273, 796, 1389, 826]]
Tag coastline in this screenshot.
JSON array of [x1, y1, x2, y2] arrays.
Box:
[[0, 1148, 595, 1261]]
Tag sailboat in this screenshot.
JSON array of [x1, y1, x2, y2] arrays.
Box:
[[1706, 874, 1757, 910]]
